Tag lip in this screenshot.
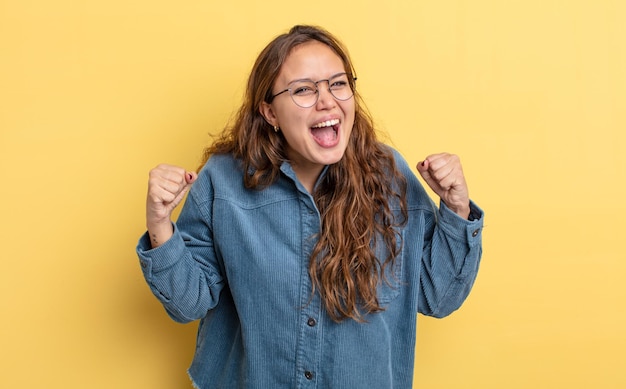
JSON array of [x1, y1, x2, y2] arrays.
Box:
[[309, 116, 341, 148]]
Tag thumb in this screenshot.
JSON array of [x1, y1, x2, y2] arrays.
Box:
[[170, 171, 197, 208], [176, 171, 197, 201], [416, 159, 442, 194], [416, 160, 433, 182], [416, 159, 428, 174], [185, 171, 198, 185]]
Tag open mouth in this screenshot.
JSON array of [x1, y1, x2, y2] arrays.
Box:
[[310, 119, 340, 147]]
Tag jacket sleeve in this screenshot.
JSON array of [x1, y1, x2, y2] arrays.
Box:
[[418, 199, 484, 318], [136, 174, 226, 323]]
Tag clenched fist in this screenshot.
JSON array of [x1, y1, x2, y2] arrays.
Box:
[[416, 153, 471, 219], [146, 164, 197, 248]]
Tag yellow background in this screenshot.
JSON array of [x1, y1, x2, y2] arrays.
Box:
[[1, 0, 624, 388]]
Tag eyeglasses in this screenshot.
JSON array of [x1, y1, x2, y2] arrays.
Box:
[[269, 73, 356, 108]]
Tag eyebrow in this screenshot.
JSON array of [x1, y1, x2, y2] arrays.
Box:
[[286, 72, 347, 85]]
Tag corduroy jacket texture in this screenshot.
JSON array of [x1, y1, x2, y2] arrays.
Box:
[[137, 148, 484, 389]]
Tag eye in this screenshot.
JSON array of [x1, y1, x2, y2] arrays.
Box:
[[292, 84, 316, 96], [330, 80, 348, 89]]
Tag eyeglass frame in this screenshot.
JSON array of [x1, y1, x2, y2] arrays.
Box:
[[267, 72, 357, 108]]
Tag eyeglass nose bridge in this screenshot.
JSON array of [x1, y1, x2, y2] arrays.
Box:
[[311, 77, 357, 105], [313, 78, 331, 90], [283, 78, 338, 108], [311, 78, 335, 103]]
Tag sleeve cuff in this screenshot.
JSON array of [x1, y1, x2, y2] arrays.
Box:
[[136, 223, 187, 277], [438, 200, 484, 247]]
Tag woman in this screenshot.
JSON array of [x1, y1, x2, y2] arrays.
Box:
[[137, 25, 484, 389]]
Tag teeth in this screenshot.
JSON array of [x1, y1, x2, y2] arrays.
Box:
[[312, 119, 339, 128]]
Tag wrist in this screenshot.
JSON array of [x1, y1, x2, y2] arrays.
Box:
[[147, 220, 174, 248], [447, 202, 471, 220]]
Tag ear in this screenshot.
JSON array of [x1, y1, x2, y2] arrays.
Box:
[[259, 101, 278, 128]]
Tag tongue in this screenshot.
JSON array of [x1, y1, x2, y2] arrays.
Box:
[[311, 126, 337, 147]]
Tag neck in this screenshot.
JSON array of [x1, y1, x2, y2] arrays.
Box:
[[292, 164, 324, 194]]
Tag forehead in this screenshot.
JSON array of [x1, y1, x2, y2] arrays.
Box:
[[278, 41, 346, 81]]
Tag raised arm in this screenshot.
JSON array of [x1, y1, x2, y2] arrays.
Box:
[[414, 153, 483, 317]]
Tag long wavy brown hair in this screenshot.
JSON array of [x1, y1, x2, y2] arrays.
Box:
[[200, 25, 408, 322]]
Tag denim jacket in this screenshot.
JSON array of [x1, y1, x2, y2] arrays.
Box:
[[136, 149, 484, 389]]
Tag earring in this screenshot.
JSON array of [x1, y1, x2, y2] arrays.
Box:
[[273, 125, 279, 132]]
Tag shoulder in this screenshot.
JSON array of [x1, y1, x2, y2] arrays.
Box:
[[196, 153, 249, 186], [194, 153, 298, 208], [202, 153, 242, 174], [378, 144, 415, 184], [187, 153, 244, 204], [383, 145, 435, 212], [386, 146, 411, 173]]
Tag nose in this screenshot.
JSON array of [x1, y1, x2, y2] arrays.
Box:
[[315, 81, 336, 110]]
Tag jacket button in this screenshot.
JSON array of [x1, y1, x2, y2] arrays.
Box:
[[472, 229, 480, 237], [304, 371, 314, 380], [307, 317, 316, 327], [140, 261, 147, 268]]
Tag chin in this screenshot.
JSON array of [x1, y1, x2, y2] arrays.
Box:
[[318, 149, 347, 166]]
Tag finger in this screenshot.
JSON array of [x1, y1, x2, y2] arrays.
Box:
[[436, 172, 459, 191], [416, 159, 429, 173], [416, 161, 445, 195], [416, 160, 434, 183], [147, 185, 178, 206], [185, 171, 198, 184], [161, 170, 187, 188], [153, 164, 187, 182], [158, 169, 196, 201], [175, 182, 193, 204], [425, 153, 455, 171], [418, 153, 453, 175], [429, 162, 455, 184], [418, 156, 453, 185], [146, 180, 190, 220], [420, 153, 446, 167], [150, 165, 194, 195]]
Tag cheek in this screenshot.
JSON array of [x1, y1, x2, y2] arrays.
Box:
[[276, 106, 308, 129], [343, 98, 356, 115], [343, 102, 356, 126]]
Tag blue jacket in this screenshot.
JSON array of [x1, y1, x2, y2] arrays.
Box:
[[137, 149, 484, 389]]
